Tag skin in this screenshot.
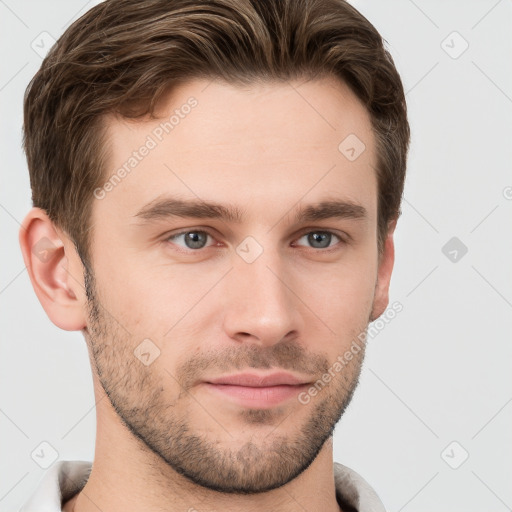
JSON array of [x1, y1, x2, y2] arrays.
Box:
[[19, 76, 396, 512]]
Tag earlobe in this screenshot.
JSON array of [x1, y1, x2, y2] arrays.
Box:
[[370, 220, 396, 322], [18, 207, 87, 331]]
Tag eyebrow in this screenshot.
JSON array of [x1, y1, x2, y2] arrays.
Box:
[[133, 196, 367, 225]]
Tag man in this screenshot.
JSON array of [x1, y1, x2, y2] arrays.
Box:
[[18, 0, 409, 510]]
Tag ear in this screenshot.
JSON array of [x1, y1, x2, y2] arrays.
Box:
[[370, 219, 397, 322], [18, 207, 87, 331]]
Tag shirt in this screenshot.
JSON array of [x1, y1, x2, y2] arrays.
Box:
[[18, 460, 386, 512]]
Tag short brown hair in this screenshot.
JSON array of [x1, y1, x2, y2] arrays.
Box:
[[23, 0, 410, 269]]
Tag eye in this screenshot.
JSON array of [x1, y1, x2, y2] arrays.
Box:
[[165, 230, 215, 250], [294, 230, 343, 250], [164, 228, 345, 253]]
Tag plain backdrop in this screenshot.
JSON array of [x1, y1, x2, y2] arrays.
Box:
[[1, 1, 511, 511]]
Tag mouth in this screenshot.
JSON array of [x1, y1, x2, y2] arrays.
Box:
[[202, 371, 312, 408]]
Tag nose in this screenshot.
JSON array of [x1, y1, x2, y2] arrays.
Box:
[[221, 246, 303, 348]]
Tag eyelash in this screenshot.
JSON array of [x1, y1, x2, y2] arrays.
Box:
[[164, 228, 347, 253]]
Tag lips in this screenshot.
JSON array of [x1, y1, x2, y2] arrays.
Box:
[[202, 372, 312, 408]]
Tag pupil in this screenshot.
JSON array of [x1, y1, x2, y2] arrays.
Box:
[[186, 231, 206, 249], [309, 232, 330, 248]]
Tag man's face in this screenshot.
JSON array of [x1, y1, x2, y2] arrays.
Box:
[[84, 77, 384, 493]]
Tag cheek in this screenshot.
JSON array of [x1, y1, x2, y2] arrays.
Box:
[[294, 257, 377, 336], [90, 254, 167, 339], [98, 255, 226, 343], [305, 242, 377, 285]]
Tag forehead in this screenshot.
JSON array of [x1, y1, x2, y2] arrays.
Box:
[[97, 76, 377, 225]]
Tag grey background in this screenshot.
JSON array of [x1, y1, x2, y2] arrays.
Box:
[[1, 1, 511, 511]]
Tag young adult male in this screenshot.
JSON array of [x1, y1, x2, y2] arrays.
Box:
[[18, 0, 410, 511]]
